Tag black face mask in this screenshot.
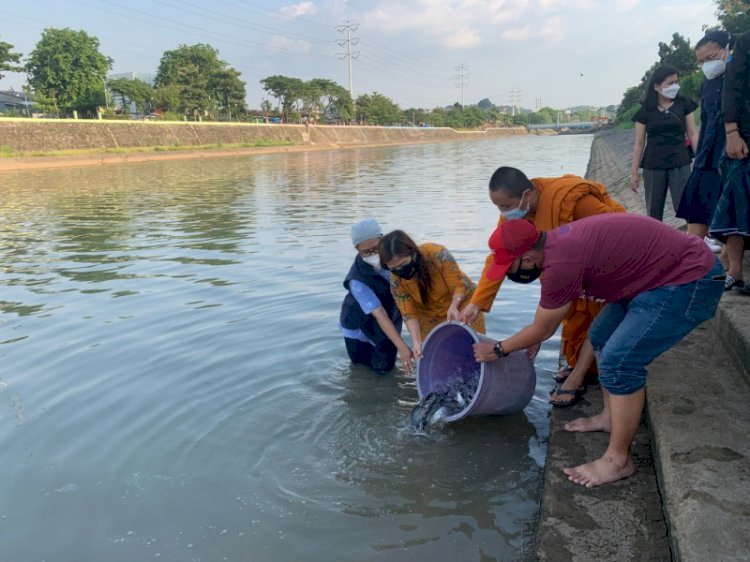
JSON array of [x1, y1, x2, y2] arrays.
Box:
[[506, 264, 541, 284], [391, 259, 418, 280]]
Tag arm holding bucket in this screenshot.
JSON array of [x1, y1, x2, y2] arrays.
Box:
[[473, 303, 570, 362]]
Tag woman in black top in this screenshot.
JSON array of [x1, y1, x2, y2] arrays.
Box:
[[630, 65, 699, 221]]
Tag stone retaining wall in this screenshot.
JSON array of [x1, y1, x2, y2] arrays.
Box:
[[0, 118, 527, 152]]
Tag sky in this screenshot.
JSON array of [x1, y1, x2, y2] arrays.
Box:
[[0, 0, 718, 110]]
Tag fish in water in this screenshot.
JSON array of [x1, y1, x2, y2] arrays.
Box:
[[411, 376, 479, 431]]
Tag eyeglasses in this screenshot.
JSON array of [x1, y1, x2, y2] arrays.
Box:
[[359, 247, 379, 257]]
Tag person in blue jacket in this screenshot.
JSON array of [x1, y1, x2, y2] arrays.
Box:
[[340, 218, 414, 374], [677, 30, 735, 256]]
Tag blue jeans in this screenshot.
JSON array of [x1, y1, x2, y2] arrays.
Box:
[[589, 258, 725, 395]]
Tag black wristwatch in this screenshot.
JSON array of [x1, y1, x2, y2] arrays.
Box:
[[493, 341, 509, 358]]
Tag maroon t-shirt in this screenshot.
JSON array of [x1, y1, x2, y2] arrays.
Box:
[[540, 214, 716, 309]]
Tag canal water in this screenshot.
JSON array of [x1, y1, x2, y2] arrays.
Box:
[[0, 134, 592, 562]]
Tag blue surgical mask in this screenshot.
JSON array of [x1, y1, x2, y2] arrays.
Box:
[[501, 190, 530, 220]]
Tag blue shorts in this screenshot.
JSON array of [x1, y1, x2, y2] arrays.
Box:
[[589, 258, 725, 396]]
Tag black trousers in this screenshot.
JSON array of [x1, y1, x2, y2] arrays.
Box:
[[344, 337, 398, 373]]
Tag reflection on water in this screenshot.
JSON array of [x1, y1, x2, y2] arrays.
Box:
[[0, 135, 592, 561]]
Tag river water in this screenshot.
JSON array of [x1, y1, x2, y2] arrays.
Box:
[[0, 134, 592, 562]]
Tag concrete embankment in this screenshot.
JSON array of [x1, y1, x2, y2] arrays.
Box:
[[535, 129, 750, 561], [0, 119, 527, 172]]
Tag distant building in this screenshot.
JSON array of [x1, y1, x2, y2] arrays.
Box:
[[0, 89, 34, 115]]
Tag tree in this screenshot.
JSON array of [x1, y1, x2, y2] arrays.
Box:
[[260, 75, 306, 122], [658, 33, 698, 76], [324, 83, 353, 123], [355, 92, 402, 125], [477, 98, 494, 110], [0, 39, 22, 81], [211, 68, 246, 120], [529, 107, 556, 125], [616, 85, 642, 122], [25, 28, 112, 115], [155, 43, 245, 120], [107, 77, 154, 116], [715, 0, 750, 34]]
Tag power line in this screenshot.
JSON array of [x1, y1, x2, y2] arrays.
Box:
[[509, 88, 522, 116], [336, 20, 359, 99], [454, 64, 470, 108]]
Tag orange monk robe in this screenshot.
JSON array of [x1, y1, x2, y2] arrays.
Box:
[[391, 242, 486, 340], [470, 175, 626, 370]]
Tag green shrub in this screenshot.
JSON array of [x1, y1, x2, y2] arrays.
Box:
[[161, 111, 185, 121]]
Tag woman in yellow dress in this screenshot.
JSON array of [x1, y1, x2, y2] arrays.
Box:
[[379, 230, 485, 362]]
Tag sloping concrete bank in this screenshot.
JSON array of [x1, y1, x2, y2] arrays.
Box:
[[535, 128, 750, 561], [0, 119, 527, 172]]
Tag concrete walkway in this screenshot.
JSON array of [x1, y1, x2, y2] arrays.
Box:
[[535, 129, 750, 561]]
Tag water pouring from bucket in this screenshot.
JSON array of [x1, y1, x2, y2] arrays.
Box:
[[412, 321, 536, 429]]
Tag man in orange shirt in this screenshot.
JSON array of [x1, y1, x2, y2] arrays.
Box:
[[458, 166, 625, 406]]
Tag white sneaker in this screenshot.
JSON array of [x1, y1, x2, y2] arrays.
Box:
[[704, 237, 722, 253]]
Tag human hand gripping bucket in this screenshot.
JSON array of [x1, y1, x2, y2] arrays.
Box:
[[416, 321, 536, 423]]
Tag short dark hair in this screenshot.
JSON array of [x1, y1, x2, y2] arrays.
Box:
[[696, 30, 732, 50], [488, 166, 534, 198]]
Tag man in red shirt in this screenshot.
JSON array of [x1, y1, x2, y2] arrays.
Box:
[[473, 214, 724, 487]]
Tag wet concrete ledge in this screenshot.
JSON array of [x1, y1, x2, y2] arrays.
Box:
[[535, 129, 750, 562]]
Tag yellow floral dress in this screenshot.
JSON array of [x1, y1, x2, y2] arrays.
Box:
[[390, 242, 486, 340]]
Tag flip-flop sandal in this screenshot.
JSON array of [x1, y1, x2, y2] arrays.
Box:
[[549, 386, 586, 408], [724, 274, 744, 291], [553, 366, 574, 383]]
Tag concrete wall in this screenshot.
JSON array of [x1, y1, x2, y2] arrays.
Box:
[[0, 119, 527, 152]]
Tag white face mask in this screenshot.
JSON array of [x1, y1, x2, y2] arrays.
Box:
[[660, 83, 680, 100], [702, 59, 726, 80], [362, 254, 381, 269]]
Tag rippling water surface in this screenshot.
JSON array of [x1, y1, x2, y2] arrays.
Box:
[[0, 134, 592, 562]]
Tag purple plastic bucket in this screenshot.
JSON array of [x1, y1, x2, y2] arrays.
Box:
[[416, 321, 536, 422]]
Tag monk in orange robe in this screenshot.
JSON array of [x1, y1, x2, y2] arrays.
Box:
[[458, 166, 625, 406]]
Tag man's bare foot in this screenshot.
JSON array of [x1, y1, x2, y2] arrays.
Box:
[[564, 413, 610, 433], [563, 454, 635, 488]]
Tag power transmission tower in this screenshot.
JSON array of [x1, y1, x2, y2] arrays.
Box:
[[336, 20, 360, 99], [454, 64, 470, 108], [509, 88, 522, 117], [535, 97, 542, 110]]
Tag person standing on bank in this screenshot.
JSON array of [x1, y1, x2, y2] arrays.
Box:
[[473, 215, 724, 487], [340, 218, 414, 375], [379, 230, 486, 362], [711, 30, 750, 294], [677, 31, 734, 253], [630, 65, 699, 221]]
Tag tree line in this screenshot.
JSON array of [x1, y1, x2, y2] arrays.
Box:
[[1, 27, 609, 127]]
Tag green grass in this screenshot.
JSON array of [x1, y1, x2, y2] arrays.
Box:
[[0, 140, 296, 158]]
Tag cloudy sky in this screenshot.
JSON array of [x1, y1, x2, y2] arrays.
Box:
[[1, 0, 718, 110]]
